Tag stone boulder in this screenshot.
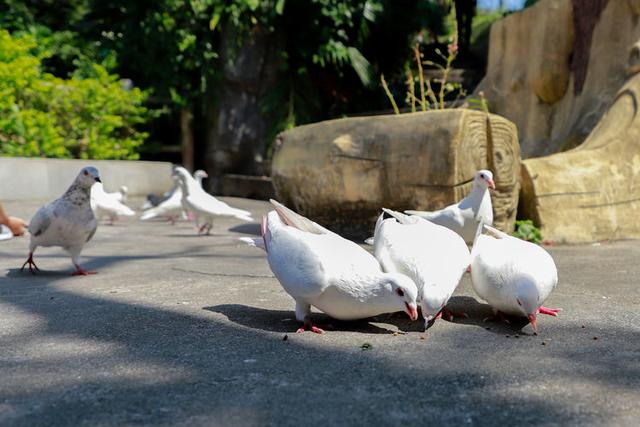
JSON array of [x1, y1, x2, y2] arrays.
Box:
[[521, 70, 640, 243], [475, 0, 640, 159], [271, 109, 521, 237]]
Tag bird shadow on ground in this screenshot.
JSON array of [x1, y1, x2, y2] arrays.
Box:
[[5, 268, 70, 278], [0, 282, 637, 425], [4, 249, 260, 278], [227, 223, 261, 236], [204, 304, 399, 335], [163, 233, 227, 238], [446, 295, 534, 335]]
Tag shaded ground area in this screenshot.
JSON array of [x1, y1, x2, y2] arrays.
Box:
[[1, 198, 638, 426]]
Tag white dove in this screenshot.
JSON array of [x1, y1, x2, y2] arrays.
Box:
[[405, 170, 495, 244], [140, 170, 207, 224], [21, 166, 101, 276], [240, 200, 419, 333], [173, 166, 252, 234], [91, 182, 135, 225], [470, 224, 560, 333], [107, 186, 128, 204], [372, 209, 470, 329]]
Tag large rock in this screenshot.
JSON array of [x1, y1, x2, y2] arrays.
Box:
[[521, 70, 640, 243], [476, 0, 640, 158], [271, 109, 520, 236]]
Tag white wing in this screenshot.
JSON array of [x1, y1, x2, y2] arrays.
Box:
[[91, 183, 135, 216], [28, 204, 53, 238], [186, 189, 252, 221], [265, 209, 381, 300], [373, 210, 470, 318], [140, 188, 184, 220]]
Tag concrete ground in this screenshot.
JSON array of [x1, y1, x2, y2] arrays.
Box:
[[0, 198, 638, 426]]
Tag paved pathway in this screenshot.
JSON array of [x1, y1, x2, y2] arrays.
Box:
[[0, 199, 638, 426]]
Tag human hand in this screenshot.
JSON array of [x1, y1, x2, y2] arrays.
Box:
[[5, 216, 28, 236]]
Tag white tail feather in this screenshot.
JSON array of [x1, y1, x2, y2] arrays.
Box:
[[238, 236, 265, 250], [269, 199, 331, 235]]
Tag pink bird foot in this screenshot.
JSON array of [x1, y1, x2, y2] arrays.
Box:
[[438, 306, 469, 322], [296, 319, 325, 334], [72, 265, 97, 276], [20, 252, 40, 274], [538, 306, 562, 316], [483, 310, 511, 324]]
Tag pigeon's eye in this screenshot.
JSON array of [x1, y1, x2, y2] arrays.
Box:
[[395, 288, 405, 297], [480, 174, 485, 179], [83, 170, 89, 176]]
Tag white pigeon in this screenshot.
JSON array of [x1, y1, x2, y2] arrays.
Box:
[[107, 186, 128, 204], [405, 170, 495, 244], [173, 166, 253, 234], [240, 199, 419, 333], [22, 166, 101, 276], [91, 182, 135, 225], [470, 224, 560, 333], [192, 169, 208, 188], [140, 169, 207, 223], [372, 209, 470, 329]]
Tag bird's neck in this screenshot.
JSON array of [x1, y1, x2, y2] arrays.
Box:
[[63, 182, 91, 205], [467, 184, 487, 203], [420, 285, 450, 311], [464, 185, 490, 217], [184, 176, 200, 196]]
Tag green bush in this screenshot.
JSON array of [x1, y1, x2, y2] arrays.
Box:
[[0, 30, 149, 159], [513, 220, 543, 244]]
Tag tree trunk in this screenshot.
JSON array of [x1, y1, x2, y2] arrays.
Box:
[[205, 23, 281, 192], [180, 107, 194, 172]]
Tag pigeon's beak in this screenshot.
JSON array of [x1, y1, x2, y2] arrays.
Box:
[[95, 177, 102, 183], [405, 302, 419, 321], [527, 313, 538, 334], [487, 178, 495, 189]]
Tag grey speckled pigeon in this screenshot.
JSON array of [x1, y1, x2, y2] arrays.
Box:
[[21, 166, 101, 276]]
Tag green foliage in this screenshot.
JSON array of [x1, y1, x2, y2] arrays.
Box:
[[1, 0, 453, 162], [513, 220, 543, 244], [0, 30, 149, 159]]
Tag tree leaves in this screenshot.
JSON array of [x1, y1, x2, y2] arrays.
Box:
[[0, 31, 149, 159]]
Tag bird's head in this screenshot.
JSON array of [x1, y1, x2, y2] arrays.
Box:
[[172, 166, 191, 185], [514, 275, 540, 333], [420, 292, 451, 327], [384, 273, 419, 321], [474, 169, 495, 190], [77, 166, 101, 188], [194, 170, 209, 180]]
